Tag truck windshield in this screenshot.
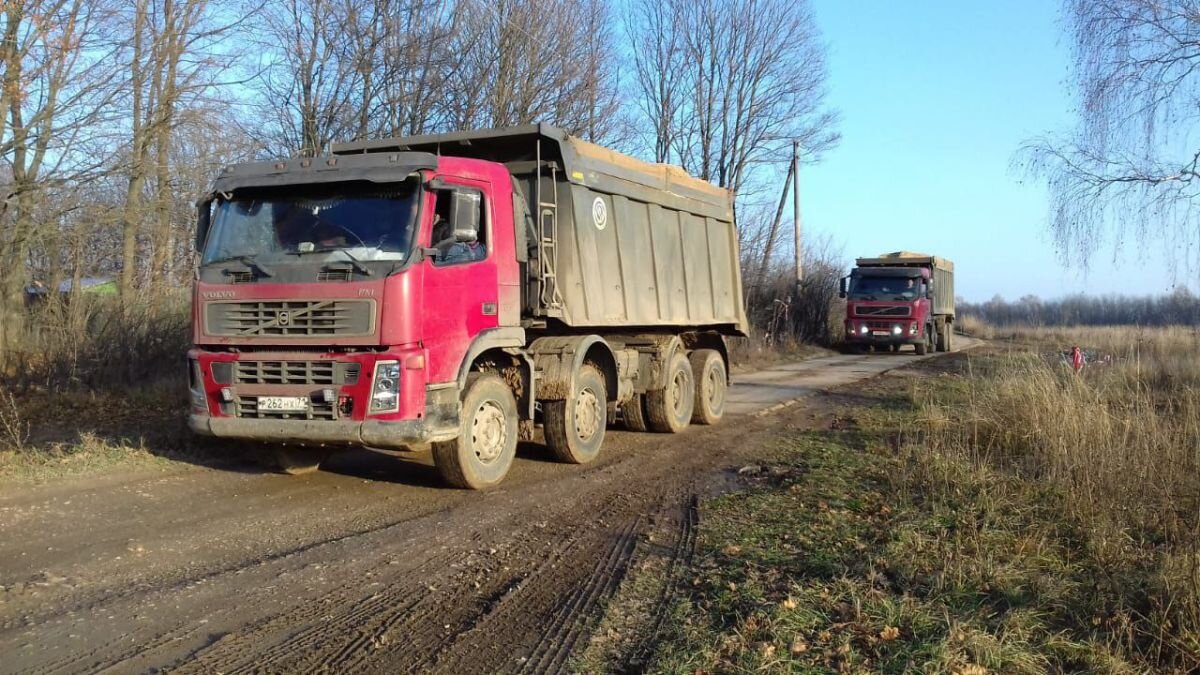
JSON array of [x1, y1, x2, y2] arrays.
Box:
[[850, 276, 920, 300], [201, 179, 420, 266]]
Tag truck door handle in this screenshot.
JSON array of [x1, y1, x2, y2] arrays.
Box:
[[482, 302, 497, 316]]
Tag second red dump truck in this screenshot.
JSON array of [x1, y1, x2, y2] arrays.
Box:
[[839, 252, 955, 354], [188, 125, 748, 488]]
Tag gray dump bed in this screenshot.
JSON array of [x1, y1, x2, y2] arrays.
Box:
[[333, 124, 748, 335]]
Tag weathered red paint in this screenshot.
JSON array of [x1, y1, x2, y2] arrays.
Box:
[[190, 156, 516, 427]]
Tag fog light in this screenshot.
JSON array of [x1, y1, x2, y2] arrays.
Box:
[[220, 387, 234, 403], [909, 323, 918, 335], [859, 324, 869, 335], [321, 388, 336, 404], [892, 324, 902, 335], [371, 361, 401, 413]]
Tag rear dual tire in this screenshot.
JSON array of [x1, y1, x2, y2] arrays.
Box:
[[647, 352, 695, 433], [689, 349, 726, 426]]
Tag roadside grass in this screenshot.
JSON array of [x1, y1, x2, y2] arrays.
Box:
[[0, 294, 242, 481], [633, 326, 1200, 674]]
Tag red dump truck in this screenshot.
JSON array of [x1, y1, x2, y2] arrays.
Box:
[[839, 252, 955, 354], [188, 125, 748, 488]]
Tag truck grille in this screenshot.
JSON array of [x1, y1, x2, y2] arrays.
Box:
[[236, 396, 337, 421], [234, 361, 360, 386], [854, 305, 910, 317], [205, 300, 374, 337]]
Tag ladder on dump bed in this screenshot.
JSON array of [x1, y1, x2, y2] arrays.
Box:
[[535, 139, 563, 313]]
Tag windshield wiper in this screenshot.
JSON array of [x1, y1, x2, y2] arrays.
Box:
[[210, 254, 273, 277], [317, 247, 373, 277]]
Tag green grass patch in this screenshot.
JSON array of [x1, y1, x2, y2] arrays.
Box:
[[643, 399, 1156, 673]]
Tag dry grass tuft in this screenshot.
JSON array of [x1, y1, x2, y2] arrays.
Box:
[[913, 325, 1200, 668]]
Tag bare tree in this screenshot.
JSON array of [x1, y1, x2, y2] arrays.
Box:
[[0, 0, 124, 353], [118, 0, 241, 298], [248, 0, 360, 156], [446, 0, 622, 140], [1023, 1, 1200, 275], [627, 0, 838, 196]]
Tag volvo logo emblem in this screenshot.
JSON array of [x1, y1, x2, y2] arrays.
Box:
[[276, 311, 291, 326]]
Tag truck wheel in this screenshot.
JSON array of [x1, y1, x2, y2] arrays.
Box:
[[945, 326, 954, 351], [646, 351, 695, 433], [915, 328, 930, 355], [935, 321, 949, 352], [689, 349, 726, 425], [272, 446, 330, 475], [432, 373, 518, 489], [623, 393, 650, 432], [544, 364, 607, 464]]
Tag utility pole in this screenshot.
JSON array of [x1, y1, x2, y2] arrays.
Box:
[[792, 140, 803, 284]]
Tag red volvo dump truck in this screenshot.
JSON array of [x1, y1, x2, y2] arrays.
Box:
[[188, 125, 748, 488], [839, 252, 955, 354]]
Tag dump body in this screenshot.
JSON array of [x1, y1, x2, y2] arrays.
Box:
[[842, 251, 956, 353], [332, 124, 748, 334]]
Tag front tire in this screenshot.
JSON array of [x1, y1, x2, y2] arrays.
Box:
[[646, 351, 695, 433], [689, 349, 726, 425], [544, 364, 607, 464], [915, 327, 930, 355], [433, 373, 519, 489]]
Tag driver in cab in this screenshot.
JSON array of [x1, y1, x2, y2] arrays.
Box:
[[431, 192, 485, 264]]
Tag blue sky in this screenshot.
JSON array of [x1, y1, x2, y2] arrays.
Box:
[[801, 0, 1194, 302]]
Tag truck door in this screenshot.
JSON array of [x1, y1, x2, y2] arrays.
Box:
[[421, 178, 501, 384]]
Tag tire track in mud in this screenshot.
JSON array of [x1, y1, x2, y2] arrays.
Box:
[[621, 495, 700, 673], [515, 517, 643, 675], [173, 486, 652, 674], [361, 496, 647, 674]]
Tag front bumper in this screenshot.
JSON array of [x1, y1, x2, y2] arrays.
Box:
[[844, 334, 922, 346], [189, 414, 458, 449]]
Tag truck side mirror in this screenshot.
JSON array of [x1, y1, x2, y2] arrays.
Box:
[[838, 276, 848, 299], [449, 190, 481, 243], [195, 198, 212, 252]]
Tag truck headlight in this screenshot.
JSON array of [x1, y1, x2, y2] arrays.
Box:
[[371, 361, 401, 413], [909, 323, 918, 335], [859, 324, 869, 335], [891, 324, 902, 335]]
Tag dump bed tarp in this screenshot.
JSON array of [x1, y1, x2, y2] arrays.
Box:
[[855, 251, 954, 273], [333, 124, 749, 335]]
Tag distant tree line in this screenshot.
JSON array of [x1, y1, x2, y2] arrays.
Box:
[[959, 288, 1200, 327], [0, 0, 838, 357]]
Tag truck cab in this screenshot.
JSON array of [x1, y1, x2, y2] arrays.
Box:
[[841, 267, 933, 352], [839, 252, 955, 354], [188, 152, 518, 458]]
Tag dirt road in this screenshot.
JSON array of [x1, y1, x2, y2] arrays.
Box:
[[0, 342, 973, 674]]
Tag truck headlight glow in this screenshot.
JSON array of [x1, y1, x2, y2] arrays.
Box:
[[891, 324, 902, 335], [859, 324, 869, 335], [371, 361, 401, 413]]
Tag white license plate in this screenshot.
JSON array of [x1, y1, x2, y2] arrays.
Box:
[[258, 396, 310, 412], [872, 330, 890, 337]]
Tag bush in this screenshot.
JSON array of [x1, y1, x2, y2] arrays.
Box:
[[1, 292, 190, 392]]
